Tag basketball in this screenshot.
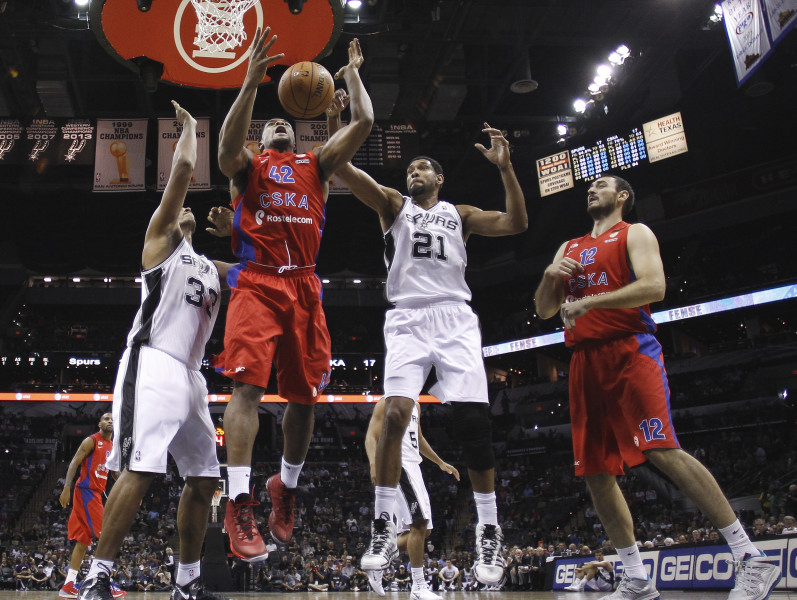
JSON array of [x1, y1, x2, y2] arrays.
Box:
[[278, 62, 335, 120]]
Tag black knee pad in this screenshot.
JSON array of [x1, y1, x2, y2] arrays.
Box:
[[451, 402, 495, 471]]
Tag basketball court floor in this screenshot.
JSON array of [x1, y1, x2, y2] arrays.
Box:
[[4, 592, 796, 599]]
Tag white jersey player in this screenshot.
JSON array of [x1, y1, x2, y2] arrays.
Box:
[[78, 102, 235, 600], [365, 398, 459, 600], [328, 93, 527, 589]]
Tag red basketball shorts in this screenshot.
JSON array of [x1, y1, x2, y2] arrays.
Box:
[[569, 333, 679, 477], [213, 265, 331, 404], [68, 486, 103, 545]]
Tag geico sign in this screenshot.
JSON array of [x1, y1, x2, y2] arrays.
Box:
[[659, 553, 734, 582], [694, 552, 734, 581], [554, 563, 577, 584]]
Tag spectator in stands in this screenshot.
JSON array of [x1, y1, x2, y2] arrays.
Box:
[[281, 567, 303, 591], [784, 485, 797, 517], [529, 547, 547, 591], [780, 516, 797, 534], [153, 565, 171, 591], [394, 564, 411, 591], [438, 559, 460, 591]]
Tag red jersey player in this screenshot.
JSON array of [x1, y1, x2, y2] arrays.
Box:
[[211, 27, 374, 559], [58, 413, 122, 598], [534, 175, 780, 600]]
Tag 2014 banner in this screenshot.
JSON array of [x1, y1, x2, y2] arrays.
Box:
[[156, 117, 211, 191]]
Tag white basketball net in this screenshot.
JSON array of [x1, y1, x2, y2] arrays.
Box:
[[191, 0, 258, 57]]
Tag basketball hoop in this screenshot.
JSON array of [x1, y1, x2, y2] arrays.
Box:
[[190, 0, 258, 59]]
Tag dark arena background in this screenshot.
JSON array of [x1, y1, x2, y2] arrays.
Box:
[[1, 0, 796, 598]]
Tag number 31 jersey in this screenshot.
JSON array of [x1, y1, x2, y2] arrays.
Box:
[[384, 197, 471, 305], [126, 237, 220, 370]]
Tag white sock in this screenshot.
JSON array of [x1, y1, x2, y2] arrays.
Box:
[[473, 491, 498, 526], [87, 559, 114, 580], [65, 569, 79, 585], [227, 466, 251, 501], [616, 544, 647, 580], [176, 561, 200, 587], [411, 567, 424, 586], [719, 519, 761, 560], [280, 458, 303, 489], [374, 486, 397, 521]]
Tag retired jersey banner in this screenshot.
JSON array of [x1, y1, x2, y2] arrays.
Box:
[[0, 119, 24, 164], [156, 117, 211, 191], [763, 0, 797, 41], [57, 120, 96, 165], [295, 120, 348, 195], [722, 0, 773, 85], [24, 119, 59, 164], [93, 119, 147, 192]]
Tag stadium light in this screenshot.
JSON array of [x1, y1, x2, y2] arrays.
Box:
[[573, 98, 587, 113]]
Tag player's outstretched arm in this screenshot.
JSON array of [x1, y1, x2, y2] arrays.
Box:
[[417, 405, 460, 481], [534, 241, 578, 320], [364, 399, 386, 485], [58, 436, 96, 508], [324, 89, 402, 226], [142, 101, 197, 269], [317, 39, 374, 180], [459, 123, 528, 239], [218, 27, 284, 179]]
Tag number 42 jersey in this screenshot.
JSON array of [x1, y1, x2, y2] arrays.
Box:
[[126, 237, 220, 370], [385, 197, 471, 305]]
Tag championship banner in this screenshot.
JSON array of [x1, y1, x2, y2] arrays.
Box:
[[722, 0, 773, 85], [642, 112, 689, 163], [156, 117, 211, 191], [24, 118, 59, 164], [763, 0, 797, 42], [295, 120, 348, 195], [57, 120, 95, 165], [245, 120, 267, 153], [0, 119, 24, 164], [536, 151, 574, 197], [93, 119, 148, 192]]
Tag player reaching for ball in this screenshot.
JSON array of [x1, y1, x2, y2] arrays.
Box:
[[325, 91, 527, 589], [212, 26, 374, 560]]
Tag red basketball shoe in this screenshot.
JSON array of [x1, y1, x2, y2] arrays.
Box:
[[266, 474, 296, 544], [223, 495, 267, 562]]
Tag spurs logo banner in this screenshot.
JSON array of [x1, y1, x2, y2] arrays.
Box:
[[0, 120, 23, 163], [58, 120, 95, 166], [25, 119, 59, 163], [156, 117, 211, 191], [721, 0, 773, 85], [93, 119, 148, 192], [762, 0, 797, 42]]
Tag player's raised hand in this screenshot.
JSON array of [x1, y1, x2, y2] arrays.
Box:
[[244, 27, 285, 85], [206, 206, 234, 237], [171, 100, 196, 128], [334, 38, 364, 80], [475, 122, 511, 168], [325, 88, 350, 118]]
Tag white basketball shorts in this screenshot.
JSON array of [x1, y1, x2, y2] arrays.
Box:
[[394, 462, 433, 534], [383, 301, 488, 404], [107, 345, 220, 478]]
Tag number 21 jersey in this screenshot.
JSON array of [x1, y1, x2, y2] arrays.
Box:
[[384, 197, 471, 305]]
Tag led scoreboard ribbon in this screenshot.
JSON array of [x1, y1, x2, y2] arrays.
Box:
[[537, 112, 686, 196]]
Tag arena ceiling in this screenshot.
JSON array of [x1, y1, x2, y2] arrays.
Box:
[[0, 0, 796, 283]]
